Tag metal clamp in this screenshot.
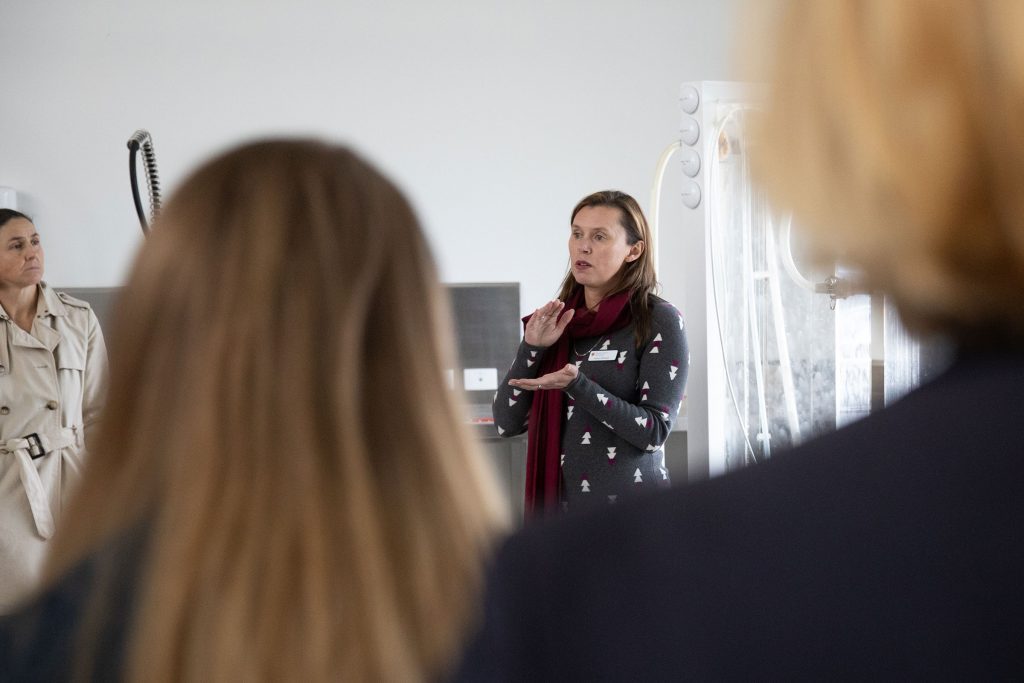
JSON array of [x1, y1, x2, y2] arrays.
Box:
[[816, 275, 853, 310]]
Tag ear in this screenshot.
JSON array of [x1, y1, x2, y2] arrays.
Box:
[[625, 240, 644, 263]]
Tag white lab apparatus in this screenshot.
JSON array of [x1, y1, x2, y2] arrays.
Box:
[[0, 187, 17, 210], [674, 81, 920, 481]]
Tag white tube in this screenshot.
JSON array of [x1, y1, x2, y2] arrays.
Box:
[[765, 214, 803, 444], [649, 140, 683, 276], [778, 214, 817, 292], [739, 149, 771, 460]]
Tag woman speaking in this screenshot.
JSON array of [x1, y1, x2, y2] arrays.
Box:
[[494, 191, 688, 516]]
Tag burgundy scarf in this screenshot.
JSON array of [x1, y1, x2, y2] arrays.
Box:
[[523, 289, 632, 517]]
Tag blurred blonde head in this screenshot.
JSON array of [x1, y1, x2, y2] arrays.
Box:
[[754, 0, 1024, 342], [45, 139, 508, 681]]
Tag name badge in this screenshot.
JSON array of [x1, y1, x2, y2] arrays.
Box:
[[588, 350, 618, 361]]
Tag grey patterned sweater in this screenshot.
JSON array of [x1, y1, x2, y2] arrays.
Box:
[[493, 297, 689, 511]]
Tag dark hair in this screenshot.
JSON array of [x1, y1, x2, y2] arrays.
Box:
[[557, 190, 659, 347], [0, 209, 32, 230]]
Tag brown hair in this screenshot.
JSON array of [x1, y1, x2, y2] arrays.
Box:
[[557, 190, 659, 346], [752, 0, 1024, 343], [44, 139, 508, 681]]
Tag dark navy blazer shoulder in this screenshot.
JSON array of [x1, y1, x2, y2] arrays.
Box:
[[0, 530, 142, 681], [454, 349, 1024, 681]]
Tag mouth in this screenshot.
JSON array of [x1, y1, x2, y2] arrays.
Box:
[[574, 260, 592, 269]]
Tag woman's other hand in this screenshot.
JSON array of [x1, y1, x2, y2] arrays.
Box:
[[509, 363, 579, 391], [524, 300, 574, 347]]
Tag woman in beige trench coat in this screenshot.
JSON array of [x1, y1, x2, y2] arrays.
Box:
[[0, 209, 106, 612]]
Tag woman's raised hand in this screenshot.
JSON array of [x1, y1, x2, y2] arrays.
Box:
[[524, 300, 574, 348]]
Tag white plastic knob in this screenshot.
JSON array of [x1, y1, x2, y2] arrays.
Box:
[[680, 148, 701, 178], [680, 85, 700, 114], [681, 117, 700, 146], [681, 180, 702, 209]]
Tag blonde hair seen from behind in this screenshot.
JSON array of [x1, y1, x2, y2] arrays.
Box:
[[44, 140, 509, 681], [753, 0, 1024, 342]]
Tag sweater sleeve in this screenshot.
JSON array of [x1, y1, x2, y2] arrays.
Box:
[[491, 340, 548, 438], [564, 302, 688, 451]]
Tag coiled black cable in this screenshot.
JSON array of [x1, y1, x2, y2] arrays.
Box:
[[127, 130, 162, 235]]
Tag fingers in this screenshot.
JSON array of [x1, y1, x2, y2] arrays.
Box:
[[509, 365, 575, 392], [510, 372, 553, 390], [529, 306, 545, 327], [551, 301, 567, 324], [509, 378, 541, 391], [534, 300, 564, 326], [555, 307, 574, 332], [526, 299, 572, 348]]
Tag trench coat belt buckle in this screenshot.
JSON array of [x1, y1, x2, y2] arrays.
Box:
[[1, 428, 79, 541]]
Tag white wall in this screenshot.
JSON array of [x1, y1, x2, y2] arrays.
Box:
[[0, 0, 737, 314]]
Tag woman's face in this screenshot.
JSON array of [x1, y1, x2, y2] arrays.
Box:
[[0, 218, 44, 290], [568, 205, 641, 297]]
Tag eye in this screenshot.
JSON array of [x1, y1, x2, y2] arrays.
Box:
[[31, 238, 40, 246], [594, 234, 605, 241]]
